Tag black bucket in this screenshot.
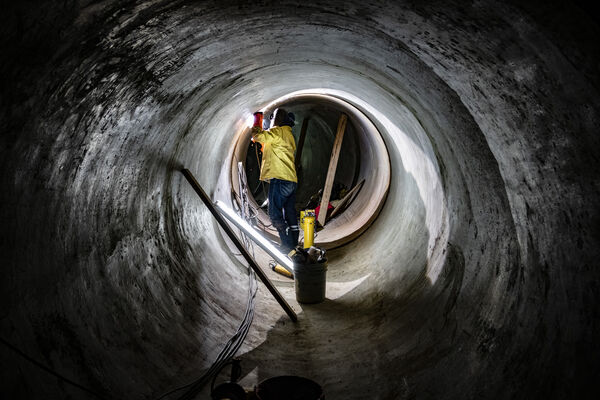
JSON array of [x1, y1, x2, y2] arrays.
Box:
[[293, 262, 327, 303], [256, 376, 324, 400]]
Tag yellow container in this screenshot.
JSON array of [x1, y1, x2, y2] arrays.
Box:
[[300, 209, 316, 248]]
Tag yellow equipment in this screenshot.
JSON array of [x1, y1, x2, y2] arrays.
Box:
[[271, 263, 293, 279], [300, 209, 316, 248], [270, 211, 315, 279]]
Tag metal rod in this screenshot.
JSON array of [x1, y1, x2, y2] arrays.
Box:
[[181, 168, 297, 322]]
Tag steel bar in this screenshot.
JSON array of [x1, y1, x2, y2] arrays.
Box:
[[181, 168, 297, 322]]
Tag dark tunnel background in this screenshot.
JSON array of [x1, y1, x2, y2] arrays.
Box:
[[1, 1, 600, 399]]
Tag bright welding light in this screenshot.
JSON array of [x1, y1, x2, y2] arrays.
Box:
[[215, 200, 293, 271], [245, 113, 255, 128]]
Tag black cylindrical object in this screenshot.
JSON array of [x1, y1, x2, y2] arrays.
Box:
[[294, 261, 327, 304], [256, 376, 324, 400]]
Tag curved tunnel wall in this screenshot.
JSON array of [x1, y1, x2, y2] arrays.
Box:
[[1, 1, 599, 399]]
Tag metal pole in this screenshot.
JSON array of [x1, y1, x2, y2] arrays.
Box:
[[181, 168, 297, 322]]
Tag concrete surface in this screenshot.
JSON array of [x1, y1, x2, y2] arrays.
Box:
[[1, 1, 599, 399]]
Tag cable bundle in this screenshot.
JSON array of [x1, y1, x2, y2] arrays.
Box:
[[159, 163, 260, 400], [162, 269, 257, 400]]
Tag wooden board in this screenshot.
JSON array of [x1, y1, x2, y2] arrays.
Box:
[[317, 114, 347, 226], [328, 178, 365, 220]]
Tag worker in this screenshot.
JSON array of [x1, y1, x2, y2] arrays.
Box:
[[252, 108, 299, 253]]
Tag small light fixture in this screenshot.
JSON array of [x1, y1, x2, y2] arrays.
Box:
[[245, 113, 256, 128]]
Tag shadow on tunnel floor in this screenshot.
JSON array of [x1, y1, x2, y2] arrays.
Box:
[[234, 241, 468, 400]]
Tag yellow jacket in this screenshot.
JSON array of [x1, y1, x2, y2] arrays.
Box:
[[252, 125, 297, 183]]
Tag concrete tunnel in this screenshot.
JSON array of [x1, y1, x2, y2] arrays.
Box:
[[1, 1, 599, 399]]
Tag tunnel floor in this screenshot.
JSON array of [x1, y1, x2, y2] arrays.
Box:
[[201, 242, 416, 399]]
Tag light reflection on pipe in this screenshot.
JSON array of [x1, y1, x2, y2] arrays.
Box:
[[215, 200, 294, 273]]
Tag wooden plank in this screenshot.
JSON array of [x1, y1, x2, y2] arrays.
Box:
[[295, 117, 310, 171], [317, 114, 347, 226], [181, 168, 297, 322], [328, 178, 365, 220]]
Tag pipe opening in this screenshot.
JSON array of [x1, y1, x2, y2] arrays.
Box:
[[245, 101, 361, 212], [231, 93, 391, 249]]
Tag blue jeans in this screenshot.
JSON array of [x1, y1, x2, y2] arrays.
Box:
[[268, 179, 299, 252]]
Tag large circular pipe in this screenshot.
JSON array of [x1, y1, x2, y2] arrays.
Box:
[[1, 1, 598, 399], [229, 91, 392, 248]]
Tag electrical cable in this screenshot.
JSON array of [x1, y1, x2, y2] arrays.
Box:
[[232, 184, 273, 231], [210, 359, 241, 394], [155, 164, 260, 400], [0, 336, 112, 400], [155, 266, 257, 400], [173, 271, 257, 400], [2, 167, 263, 400]]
